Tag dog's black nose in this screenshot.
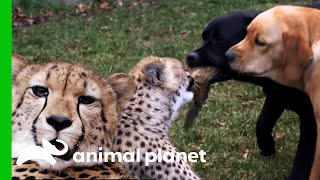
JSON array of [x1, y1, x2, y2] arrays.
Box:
[[47, 115, 72, 131], [225, 49, 236, 62], [186, 52, 199, 65]]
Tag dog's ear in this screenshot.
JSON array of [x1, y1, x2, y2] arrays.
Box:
[[143, 62, 164, 86], [106, 73, 135, 111], [281, 30, 313, 81], [12, 54, 28, 82], [304, 1, 320, 8]]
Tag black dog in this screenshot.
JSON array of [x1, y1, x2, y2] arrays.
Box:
[[186, 2, 320, 179]]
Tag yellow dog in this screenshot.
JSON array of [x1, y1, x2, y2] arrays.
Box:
[[225, 5, 320, 179]]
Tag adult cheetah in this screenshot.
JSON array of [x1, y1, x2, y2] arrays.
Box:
[[11, 54, 134, 179]]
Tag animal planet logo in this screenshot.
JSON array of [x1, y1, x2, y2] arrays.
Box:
[[16, 139, 68, 166]]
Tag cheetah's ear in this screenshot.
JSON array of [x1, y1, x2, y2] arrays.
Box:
[[12, 54, 29, 82], [143, 62, 164, 86], [106, 73, 136, 111]]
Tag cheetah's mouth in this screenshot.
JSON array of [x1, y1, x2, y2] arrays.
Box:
[[50, 139, 74, 161], [186, 77, 195, 92]]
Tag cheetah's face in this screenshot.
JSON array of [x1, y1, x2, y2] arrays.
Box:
[[161, 58, 194, 105], [12, 55, 135, 170], [131, 56, 194, 105]]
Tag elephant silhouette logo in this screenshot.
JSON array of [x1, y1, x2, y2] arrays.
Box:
[[16, 139, 68, 166]]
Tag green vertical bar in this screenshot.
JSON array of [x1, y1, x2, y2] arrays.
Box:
[[0, 0, 12, 179]]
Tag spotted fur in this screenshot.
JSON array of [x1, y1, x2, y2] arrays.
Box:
[[12, 158, 131, 179], [114, 56, 199, 180], [12, 54, 135, 178]]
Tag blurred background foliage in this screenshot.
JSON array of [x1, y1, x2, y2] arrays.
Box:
[[13, 0, 92, 10]]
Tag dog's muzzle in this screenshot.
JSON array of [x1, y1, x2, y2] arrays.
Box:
[[186, 52, 200, 67]]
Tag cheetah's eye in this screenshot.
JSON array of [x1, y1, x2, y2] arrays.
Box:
[[31, 86, 49, 97], [78, 96, 96, 105]]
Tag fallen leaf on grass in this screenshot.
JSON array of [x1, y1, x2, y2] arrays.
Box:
[[75, 3, 87, 16], [99, 2, 110, 10], [195, 134, 205, 142], [12, 7, 58, 27], [243, 149, 249, 159], [117, 0, 124, 7], [180, 31, 189, 39], [40, 10, 54, 17], [241, 101, 254, 108], [216, 121, 225, 126], [275, 132, 281, 140]]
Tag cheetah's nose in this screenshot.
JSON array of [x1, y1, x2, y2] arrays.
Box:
[[189, 76, 195, 87], [187, 76, 195, 92], [47, 115, 72, 131]]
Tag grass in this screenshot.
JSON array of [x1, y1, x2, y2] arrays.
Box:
[[12, 0, 314, 179]]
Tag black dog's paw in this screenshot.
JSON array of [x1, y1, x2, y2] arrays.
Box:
[[256, 134, 276, 157], [260, 148, 276, 157]]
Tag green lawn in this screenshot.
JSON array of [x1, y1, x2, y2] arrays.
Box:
[[12, 0, 314, 179]]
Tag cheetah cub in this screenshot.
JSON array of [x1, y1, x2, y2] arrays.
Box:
[[114, 56, 200, 180]]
